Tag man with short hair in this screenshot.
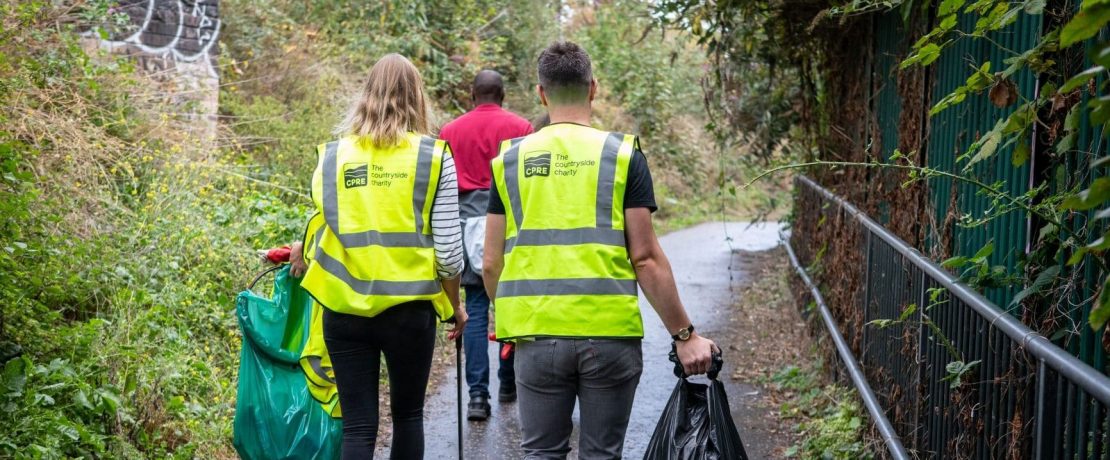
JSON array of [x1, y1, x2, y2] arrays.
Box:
[[483, 41, 718, 458], [440, 69, 533, 421]]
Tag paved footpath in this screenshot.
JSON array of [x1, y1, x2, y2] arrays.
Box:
[[402, 222, 784, 458]]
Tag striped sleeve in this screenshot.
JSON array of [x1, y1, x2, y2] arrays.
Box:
[[431, 151, 464, 279]]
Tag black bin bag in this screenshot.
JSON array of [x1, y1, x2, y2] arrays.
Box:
[[643, 346, 749, 460]]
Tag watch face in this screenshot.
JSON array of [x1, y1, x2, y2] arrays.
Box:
[[678, 329, 691, 340]]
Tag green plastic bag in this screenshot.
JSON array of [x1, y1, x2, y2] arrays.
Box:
[[233, 265, 342, 460]]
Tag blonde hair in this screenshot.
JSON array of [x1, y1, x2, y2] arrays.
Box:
[[335, 54, 430, 148]]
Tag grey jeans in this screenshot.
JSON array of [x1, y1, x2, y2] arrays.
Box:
[[516, 338, 643, 460]]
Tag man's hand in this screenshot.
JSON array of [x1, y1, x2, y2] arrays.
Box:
[[446, 307, 468, 341], [289, 242, 307, 278], [675, 333, 718, 376]]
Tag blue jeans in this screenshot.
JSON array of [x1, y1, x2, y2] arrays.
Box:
[[463, 285, 515, 397]]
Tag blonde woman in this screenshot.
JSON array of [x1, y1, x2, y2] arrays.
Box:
[[292, 53, 467, 459]]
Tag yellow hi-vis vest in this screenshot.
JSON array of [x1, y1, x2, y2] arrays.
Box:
[[298, 133, 455, 417], [300, 133, 454, 318], [490, 124, 643, 340]]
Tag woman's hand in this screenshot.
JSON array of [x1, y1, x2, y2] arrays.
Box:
[[446, 307, 468, 341], [289, 242, 307, 278], [675, 333, 719, 376]]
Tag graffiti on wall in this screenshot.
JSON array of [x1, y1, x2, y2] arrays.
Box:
[[83, 0, 222, 142], [102, 0, 221, 77]]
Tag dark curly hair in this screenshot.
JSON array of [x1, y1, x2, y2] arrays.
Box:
[[537, 41, 592, 104]]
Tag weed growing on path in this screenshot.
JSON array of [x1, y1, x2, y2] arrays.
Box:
[[772, 362, 873, 460]]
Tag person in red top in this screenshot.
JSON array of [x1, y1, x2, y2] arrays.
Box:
[[439, 70, 533, 421]]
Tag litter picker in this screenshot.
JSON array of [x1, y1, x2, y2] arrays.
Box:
[[455, 333, 463, 460], [449, 318, 464, 460]]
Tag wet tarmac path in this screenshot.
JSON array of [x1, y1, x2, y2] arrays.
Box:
[[394, 222, 785, 458]]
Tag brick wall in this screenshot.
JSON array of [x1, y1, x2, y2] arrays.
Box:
[[85, 0, 221, 143]]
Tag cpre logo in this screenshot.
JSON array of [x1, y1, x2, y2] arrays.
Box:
[[523, 152, 551, 178], [343, 163, 368, 188]]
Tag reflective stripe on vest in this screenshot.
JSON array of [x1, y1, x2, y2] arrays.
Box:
[[309, 220, 441, 296], [498, 278, 638, 297], [505, 228, 625, 253], [501, 138, 525, 231], [303, 355, 335, 385], [594, 132, 622, 228], [491, 125, 643, 340], [313, 249, 442, 296], [299, 295, 341, 417]]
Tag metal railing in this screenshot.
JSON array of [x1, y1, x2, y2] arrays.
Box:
[[783, 228, 911, 459], [788, 175, 1110, 459]]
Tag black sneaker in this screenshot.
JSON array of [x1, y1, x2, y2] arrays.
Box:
[[498, 382, 517, 403], [467, 395, 490, 421]]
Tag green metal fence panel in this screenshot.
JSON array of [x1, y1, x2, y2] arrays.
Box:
[[925, 12, 1040, 308], [871, 11, 907, 225], [793, 175, 1110, 459], [874, 11, 903, 163]]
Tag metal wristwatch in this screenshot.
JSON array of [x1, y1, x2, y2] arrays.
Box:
[[671, 324, 695, 342]]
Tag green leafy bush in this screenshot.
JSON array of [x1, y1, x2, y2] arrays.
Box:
[[0, 1, 310, 455]]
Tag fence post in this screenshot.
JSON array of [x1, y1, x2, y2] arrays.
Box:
[[862, 230, 874, 360], [1034, 358, 1056, 460], [914, 267, 928, 453]]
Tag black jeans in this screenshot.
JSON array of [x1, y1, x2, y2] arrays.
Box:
[[323, 302, 437, 460]]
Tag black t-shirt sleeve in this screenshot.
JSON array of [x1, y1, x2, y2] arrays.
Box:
[[624, 147, 657, 212], [487, 165, 506, 214]]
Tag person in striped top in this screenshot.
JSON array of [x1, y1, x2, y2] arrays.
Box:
[[289, 54, 466, 459]]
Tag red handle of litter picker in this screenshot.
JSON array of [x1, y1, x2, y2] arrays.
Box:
[[488, 333, 514, 360], [265, 246, 292, 263]]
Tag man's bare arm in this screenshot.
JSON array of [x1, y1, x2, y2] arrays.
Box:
[[482, 213, 507, 301], [625, 207, 717, 375]]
